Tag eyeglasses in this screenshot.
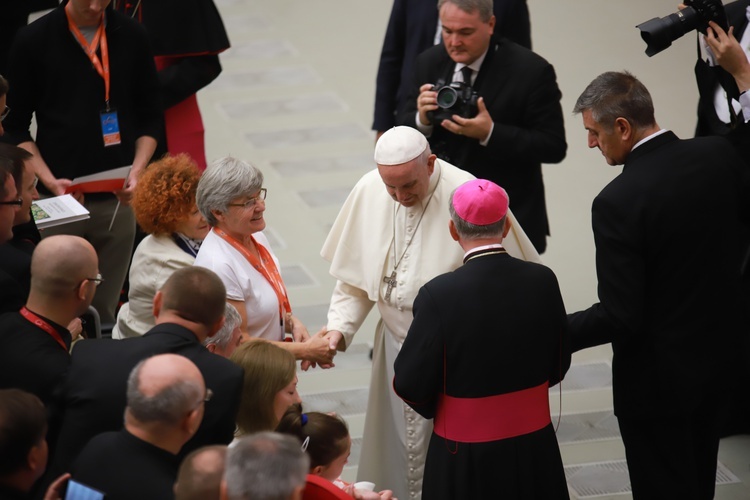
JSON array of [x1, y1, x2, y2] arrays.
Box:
[[31, 177, 39, 189], [86, 273, 105, 286], [0, 198, 22, 207], [75, 273, 104, 290], [0, 106, 9, 121], [190, 388, 214, 411], [227, 188, 267, 210]]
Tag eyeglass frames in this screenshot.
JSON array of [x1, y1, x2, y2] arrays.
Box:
[[190, 388, 214, 412], [74, 273, 105, 290], [0, 198, 22, 207], [227, 188, 267, 210], [0, 106, 9, 121]]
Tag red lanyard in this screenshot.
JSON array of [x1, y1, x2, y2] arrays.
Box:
[[20, 307, 68, 352], [65, 4, 111, 107], [213, 228, 292, 324]]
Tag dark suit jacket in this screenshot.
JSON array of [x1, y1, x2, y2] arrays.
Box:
[[71, 429, 179, 500], [694, 0, 750, 137], [394, 251, 570, 499], [0, 245, 29, 315], [372, 0, 531, 131], [47, 323, 243, 479], [0, 231, 36, 315], [398, 38, 567, 253], [568, 132, 749, 419], [0, 311, 72, 406]]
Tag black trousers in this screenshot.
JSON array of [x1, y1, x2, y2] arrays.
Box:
[[617, 397, 722, 500]]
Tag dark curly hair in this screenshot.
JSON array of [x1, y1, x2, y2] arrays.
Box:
[[132, 154, 202, 235]]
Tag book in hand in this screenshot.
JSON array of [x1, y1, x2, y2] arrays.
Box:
[[65, 165, 131, 194], [32, 194, 90, 230]]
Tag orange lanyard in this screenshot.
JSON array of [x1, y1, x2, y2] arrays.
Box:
[[65, 4, 111, 107], [20, 307, 68, 352], [213, 228, 292, 325]]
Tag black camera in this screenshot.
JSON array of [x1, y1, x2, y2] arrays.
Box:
[[636, 0, 729, 57], [427, 80, 479, 124]]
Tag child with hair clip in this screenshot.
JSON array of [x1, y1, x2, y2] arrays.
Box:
[[276, 404, 395, 499]]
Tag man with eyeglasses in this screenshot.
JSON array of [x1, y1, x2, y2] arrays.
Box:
[[0, 144, 43, 316], [71, 354, 208, 500], [0, 235, 98, 406]]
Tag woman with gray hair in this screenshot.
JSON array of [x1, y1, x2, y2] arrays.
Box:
[[194, 157, 334, 368]]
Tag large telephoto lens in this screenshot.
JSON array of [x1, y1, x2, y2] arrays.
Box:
[[637, 7, 698, 56]]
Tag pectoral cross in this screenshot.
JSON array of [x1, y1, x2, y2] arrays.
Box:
[[383, 271, 397, 302]]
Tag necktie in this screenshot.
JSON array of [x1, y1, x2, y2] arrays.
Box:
[[461, 66, 473, 85]]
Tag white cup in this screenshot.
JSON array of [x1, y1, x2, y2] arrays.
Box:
[[353, 481, 376, 492]]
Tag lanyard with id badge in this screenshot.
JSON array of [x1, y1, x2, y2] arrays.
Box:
[[65, 5, 121, 147]]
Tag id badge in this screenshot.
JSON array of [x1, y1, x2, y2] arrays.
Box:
[[100, 109, 122, 147]]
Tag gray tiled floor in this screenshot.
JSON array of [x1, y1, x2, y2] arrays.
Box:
[[199, 0, 750, 497], [565, 460, 741, 499], [218, 94, 348, 120], [269, 153, 372, 177], [211, 66, 321, 90]]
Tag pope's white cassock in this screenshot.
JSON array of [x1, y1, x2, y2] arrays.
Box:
[[321, 156, 541, 500]]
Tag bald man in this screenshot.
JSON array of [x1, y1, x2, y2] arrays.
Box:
[[174, 445, 227, 500], [71, 354, 206, 500], [0, 235, 98, 405]]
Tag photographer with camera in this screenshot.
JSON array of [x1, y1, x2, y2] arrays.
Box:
[[639, 1, 750, 160], [397, 0, 566, 254]]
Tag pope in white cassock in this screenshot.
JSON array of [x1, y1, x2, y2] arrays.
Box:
[[320, 126, 541, 500]]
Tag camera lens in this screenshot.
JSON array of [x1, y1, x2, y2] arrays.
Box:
[[637, 7, 698, 56], [436, 87, 458, 109]]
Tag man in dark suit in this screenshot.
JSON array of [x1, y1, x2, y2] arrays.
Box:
[[71, 354, 207, 500], [46, 266, 244, 488], [398, 0, 566, 254], [372, 0, 531, 136], [570, 71, 749, 499], [394, 179, 570, 500]]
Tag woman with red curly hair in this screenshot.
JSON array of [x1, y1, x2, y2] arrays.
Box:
[[113, 154, 208, 338]]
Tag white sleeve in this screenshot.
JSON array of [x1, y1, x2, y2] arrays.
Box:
[[326, 280, 376, 350]]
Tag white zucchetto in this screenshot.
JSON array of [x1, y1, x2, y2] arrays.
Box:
[[374, 126, 428, 166]]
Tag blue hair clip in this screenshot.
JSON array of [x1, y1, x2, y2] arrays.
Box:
[[301, 413, 308, 426]]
